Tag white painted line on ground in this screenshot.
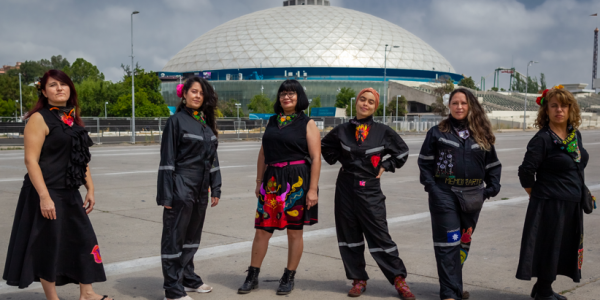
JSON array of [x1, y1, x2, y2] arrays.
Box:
[[0, 184, 598, 293]]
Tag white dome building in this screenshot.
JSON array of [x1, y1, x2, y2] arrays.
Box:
[[159, 1, 461, 113]]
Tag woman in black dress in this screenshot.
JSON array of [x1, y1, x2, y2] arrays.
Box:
[[516, 87, 589, 300], [3, 70, 110, 300], [157, 76, 222, 300], [238, 79, 321, 295], [418, 88, 501, 300], [321, 88, 416, 299]]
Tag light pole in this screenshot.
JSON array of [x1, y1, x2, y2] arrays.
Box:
[[350, 97, 355, 119], [130, 10, 139, 143], [308, 99, 312, 116], [235, 103, 241, 139], [396, 95, 401, 131], [18, 73, 22, 119], [15, 100, 19, 122], [383, 44, 399, 124], [523, 60, 538, 131], [105, 102, 108, 119]]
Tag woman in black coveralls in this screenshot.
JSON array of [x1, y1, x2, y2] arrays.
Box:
[[157, 77, 222, 300], [321, 88, 416, 299], [516, 87, 589, 300]]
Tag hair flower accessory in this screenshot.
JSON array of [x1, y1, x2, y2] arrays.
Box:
[[176, 84, 184, 98], [554, 84, 564, 90], [536, 89, 549, 106]]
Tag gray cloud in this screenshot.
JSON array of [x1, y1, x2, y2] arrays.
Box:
[[1, 0, 598, 90]]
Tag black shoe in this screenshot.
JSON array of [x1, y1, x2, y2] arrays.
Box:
[[238, 266, 260, 294], [276, 268, 296, 295], [531, 284, 567, 300]]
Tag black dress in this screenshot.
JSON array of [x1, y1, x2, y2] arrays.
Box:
[[3, 106, 105, 288], [516, 127, 589, 283], [255, 112, 317, 231], [321, 116, 410, 285]]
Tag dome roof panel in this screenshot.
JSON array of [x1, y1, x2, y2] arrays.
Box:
[[163, 5, 455, 73]]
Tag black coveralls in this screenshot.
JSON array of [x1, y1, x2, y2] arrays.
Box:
[[156, 110, 222, 299], [418, 125, 501, 300], [321, 116, 410, 284]]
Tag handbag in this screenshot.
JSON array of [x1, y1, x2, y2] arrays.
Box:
[[451, 184, 485, 213], [576, 164, 596, 214]]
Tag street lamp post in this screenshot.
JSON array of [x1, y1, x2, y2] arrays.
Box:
[[18, 73, 22, 119], [235, 103, 241, 139], [105, 102, 108, 119], [523, 60, 538, 131], [15, 100, 19, 122], [308, 99, 312, 116], [383, 44, 399, 125], [350, 97, 355, 119], [130, 10, 139, 144], [396, 95, 401, 131]]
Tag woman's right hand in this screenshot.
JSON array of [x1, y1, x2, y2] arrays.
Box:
[[255, 182, 262, 198], [40, 196, 56, 220], [164, 206, 172, 209]]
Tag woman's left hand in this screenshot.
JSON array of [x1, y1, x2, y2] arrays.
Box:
[[306, 189, 318, 210], [211, 197, 220, 207], [83, 191, 95, 214], [375, 167, 385, 179]]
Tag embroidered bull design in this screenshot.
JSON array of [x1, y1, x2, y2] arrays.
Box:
[[256, 176, 304, 228]]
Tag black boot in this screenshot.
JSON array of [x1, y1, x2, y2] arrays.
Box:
[[276, 268, 296, 295], [238, 266, 260, 294]]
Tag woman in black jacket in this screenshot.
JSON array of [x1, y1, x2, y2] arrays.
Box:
[[418, 88, 501, 300], [321, 88, 415, 299], [516, 87, 589, 300], [156, 77, 222, 300]]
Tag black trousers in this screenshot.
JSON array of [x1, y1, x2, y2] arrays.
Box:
[[429, 186, 481, 300], [161, 199, 208, 299], [334, 172, 407, 284]]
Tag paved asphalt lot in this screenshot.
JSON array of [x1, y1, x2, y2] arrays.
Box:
[[0, 130, 599, 300]]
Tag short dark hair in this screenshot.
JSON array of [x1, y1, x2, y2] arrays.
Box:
[[273, 79, 309, 114]]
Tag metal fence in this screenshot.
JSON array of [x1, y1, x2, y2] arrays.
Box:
[[1, 115, 598, 146]]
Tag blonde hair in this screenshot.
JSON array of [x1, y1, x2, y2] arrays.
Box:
[[535, 89, 582, 129]]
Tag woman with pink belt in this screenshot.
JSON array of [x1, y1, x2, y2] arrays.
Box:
[[238, 79, 321, 295]]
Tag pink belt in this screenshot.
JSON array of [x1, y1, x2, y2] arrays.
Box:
[[269, 160, 306, 168]]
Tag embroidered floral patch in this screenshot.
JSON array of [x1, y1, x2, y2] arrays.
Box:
[[277, 113, 297, 128], [370, 154, 381, 168], [460, 248, 468, 265], [548, 127, 581, 162], [355, 124, 370, 145], [50, 107, 75, 127], [461, 227, 473, 244], [578, 248, 584, 269], [91, 245, 102, 264], [185, 108, 206, 124]]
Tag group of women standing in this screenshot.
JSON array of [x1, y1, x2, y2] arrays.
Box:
[[1, 71, 592, 300]]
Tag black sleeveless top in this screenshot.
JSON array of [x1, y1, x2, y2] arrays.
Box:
[[262, 112, 310, 164], [24, 107, 93, 190]]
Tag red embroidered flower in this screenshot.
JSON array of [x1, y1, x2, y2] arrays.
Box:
[[370, 154, 381, 168], [461, 227, 473, 244], [91, 245, 102, 263], [61, 115, 74, 127], [536, 89, 549, 106]]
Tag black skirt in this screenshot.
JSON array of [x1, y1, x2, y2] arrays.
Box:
[[516, 197, 583, 282], [255, 164, 318, 231], [3, 185, 106, 288]]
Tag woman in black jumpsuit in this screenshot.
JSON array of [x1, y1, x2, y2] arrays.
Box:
[[418, 88, 501, 300], [3, 70, 111, 300], [516, 88, 589, 300], [321, 88, 416, 299], [157, 77, 222, 300]]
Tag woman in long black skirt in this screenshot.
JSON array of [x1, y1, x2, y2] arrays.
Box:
[[3, 70, 110, 300], [516, 87, 589, 300], [157, 77, 222, 300], [238, 79, 321, 295]]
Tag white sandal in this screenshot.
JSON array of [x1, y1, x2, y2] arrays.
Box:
[[184, 284, 213, 293]]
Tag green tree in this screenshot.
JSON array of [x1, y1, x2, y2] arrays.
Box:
[[491, 87, 499, 92], [17, 60, 47, 84], [248, 94, 274, 114], [0, 95, 18, 117], [0, 74, 37, 112], [527, 76, 539, 93], [76, 79, 122, 117], [64, 58, 105, 84], [386, 95, 408, 117], [458, 76, 477, 90], [335, 87, 356, 109], [218, 99, 246, 117], [540, 73, 547, 91], [511, 73, 525, 92], [109, 91, 169, 117], [430, 77, 454, 116], [39, 55, 70, 70], [309, 96, 321, 108]]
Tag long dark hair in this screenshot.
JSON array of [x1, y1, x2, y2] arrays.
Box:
[[439, 88, 495, 150], [176, 76, 218, 136], [25, 70, 84, 127], [273, 79, 309, 114]]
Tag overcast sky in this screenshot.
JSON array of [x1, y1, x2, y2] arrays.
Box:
[[1, 0, 598, 90]]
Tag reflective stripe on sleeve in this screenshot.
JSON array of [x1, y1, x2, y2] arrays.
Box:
[[183, 133, 204, 140], [210, 167, 220, 173], [396, 151, 409, 159], [159, 166, 175, 171], [485, 161, 501, 169], [365, 146, 385, 154], [419, 155, 434, 160]]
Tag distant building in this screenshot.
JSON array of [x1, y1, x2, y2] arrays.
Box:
[[0, 62, 22, 74]]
